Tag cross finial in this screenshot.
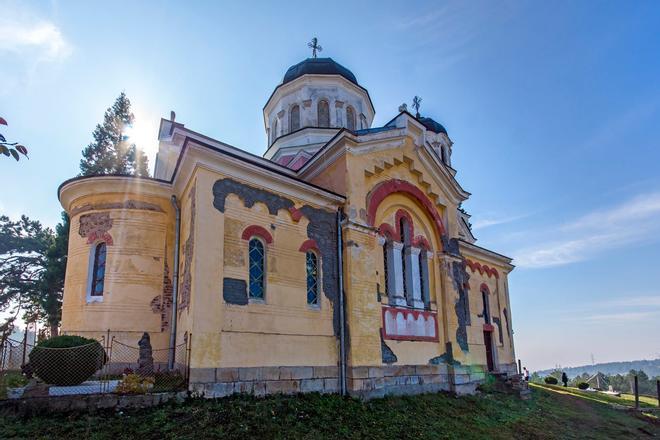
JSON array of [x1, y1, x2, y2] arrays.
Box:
[[308, 37, 322, 58], [412, 96, 422, 118]]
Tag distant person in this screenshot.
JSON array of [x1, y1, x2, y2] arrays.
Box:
[[562, 372, 568, 387], [523, 367, 530, 381]]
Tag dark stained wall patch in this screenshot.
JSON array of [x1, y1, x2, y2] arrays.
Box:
[[451, 261, 471, 352], [381, 331, 397, 364], [223, 278, 248, 305]]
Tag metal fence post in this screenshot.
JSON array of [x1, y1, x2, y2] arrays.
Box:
[[517, 359, 522, 375], [657, 379, 659, 408], [634, 375, 640, 409]]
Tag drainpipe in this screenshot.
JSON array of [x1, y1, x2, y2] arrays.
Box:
[[337, 208, 347, 396], [168, 195, 181, 370]]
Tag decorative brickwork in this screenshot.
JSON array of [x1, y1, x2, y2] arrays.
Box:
[[465, 258, 500, 279], [78, 212, 114, 245]]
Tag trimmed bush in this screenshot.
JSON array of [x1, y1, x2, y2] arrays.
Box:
[[544, 376, 558, 385], [577, 382, 589, 390], [28, 335, 107, 386]]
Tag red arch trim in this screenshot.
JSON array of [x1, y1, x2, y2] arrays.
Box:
[[299, 239, 319, 253], [241, 225, 273, 244], [412, 236, 432, 251], [87, 232, 113, 246], [465, 259, 499, 279], [366, 179, 446, 240], [480, 283, 491, 294], [395, 209, 414, 240], [377, 223, 399, 241]]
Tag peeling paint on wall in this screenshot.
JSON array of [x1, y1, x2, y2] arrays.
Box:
[[451, 261, 471, 352], [380, 331, 397, 364], [213, 178, 294, 214], [78, 212, 113, 244], [150, 252, 173, 332], [223, 278, 248, 305], [212, 178, 340, 334], [71, 200, 164, 217], [179, 185, 196, 310]]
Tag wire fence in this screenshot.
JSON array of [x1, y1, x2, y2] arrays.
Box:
[[0, 333, 190, 400]]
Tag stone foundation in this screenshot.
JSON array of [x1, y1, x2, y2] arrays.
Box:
[[189, 364, 489, 399], [189, 366, 340, 398]]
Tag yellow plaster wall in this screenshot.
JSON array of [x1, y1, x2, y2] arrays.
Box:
[[61, 190, 174, 349], [185, 168, 338, 369]]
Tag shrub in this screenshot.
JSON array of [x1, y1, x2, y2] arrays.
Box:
[[544, 376, 558, 385], [152, 370, 187, 392], [28, 335, 106, 386], [115, 374, 155, 395], [577, 382, 589, 390]]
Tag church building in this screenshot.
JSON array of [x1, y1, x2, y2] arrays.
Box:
[[58, 51, 517, 398]]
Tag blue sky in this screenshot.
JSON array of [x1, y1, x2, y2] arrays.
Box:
[[2, 0, 659, 371]]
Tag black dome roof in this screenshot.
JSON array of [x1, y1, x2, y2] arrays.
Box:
[[283, 58, 358, 85], [417, 116, 448, 135]]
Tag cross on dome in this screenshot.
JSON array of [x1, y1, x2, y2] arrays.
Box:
[[307, 37, 322, 58]]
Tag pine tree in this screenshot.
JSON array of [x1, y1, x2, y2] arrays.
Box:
[[79, 92, 150, 176]]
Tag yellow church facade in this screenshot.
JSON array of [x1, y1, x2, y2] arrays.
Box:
[[58, 57, 517, 398]]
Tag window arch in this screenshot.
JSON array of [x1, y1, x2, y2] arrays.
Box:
[[318, 100, 330, 127], [90, 242, 107, 298], [399, 217, 411, 299], [346, 106, 356, 131], [248, 238, 266, 300], [290, 104, 300, 132], [306, 250, 319, 305]]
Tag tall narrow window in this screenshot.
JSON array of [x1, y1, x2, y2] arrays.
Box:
[[272, 118, 278, 144], [382, 242, 390, 296], [400, 218, 410, 299], [91, 242, 107, 297], [318, 100, 330, 127], [306, 251, 319, 305], [482, 289, 491, 324], [346, 106, 356, 131], [360, 114, 367, 129], [248, 238, 265, 299], [290, 105, 300, 132]]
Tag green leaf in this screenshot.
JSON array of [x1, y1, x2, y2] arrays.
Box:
[[0, 145, 9, 156], [15, 145, 28, 156], [0, 134, 6, 142], [9, 149, 19, 161]]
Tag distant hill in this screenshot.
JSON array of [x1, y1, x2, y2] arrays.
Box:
[[536, 359, 660, 379]]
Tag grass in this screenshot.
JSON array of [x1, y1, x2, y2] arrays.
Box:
[[534, 383, 659, 408], [0, 371, 28, 399], [1, 385, 658, 439]]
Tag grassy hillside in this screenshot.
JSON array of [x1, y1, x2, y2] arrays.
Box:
[[536, 359, 660, 378], [1, 386, 658, 439]]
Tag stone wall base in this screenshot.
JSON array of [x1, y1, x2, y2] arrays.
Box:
[[189, 363, 491, 400]]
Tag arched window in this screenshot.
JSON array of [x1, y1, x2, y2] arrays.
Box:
[[399, 217, 411, 299], [248, 238, 265, 299], [306, 251, 319, 305], [290, 105, 300, 132], [346, 106, 356, 131], [91, 242, 107, 297], [318, 100, 330, 127]]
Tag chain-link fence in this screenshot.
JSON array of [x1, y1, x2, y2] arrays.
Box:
[[0, 333, 190, 400]]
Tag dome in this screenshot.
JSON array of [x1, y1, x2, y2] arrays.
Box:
[[283, 58, 358, 85], [418, 116, 448, 135]]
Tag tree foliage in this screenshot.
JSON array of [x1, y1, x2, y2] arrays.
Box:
[[0, 117, 29, 161], [79, 93, 149, 176], [0, 213, 68, 340]]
